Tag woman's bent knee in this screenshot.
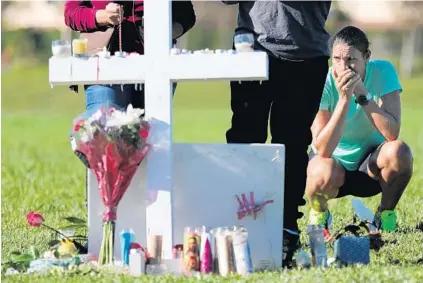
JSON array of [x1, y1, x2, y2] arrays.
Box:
[[307, 155, 345, 195], [379, 140, 413, 173]]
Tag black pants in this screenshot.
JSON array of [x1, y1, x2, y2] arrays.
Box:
[[226, 55, 329, 231]]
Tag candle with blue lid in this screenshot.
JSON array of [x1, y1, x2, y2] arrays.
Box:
[[234, 33, 254, 52], [120, 229, 135, 266]]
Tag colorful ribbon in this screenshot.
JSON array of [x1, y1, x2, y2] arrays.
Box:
[[103, 206, 117, 222]]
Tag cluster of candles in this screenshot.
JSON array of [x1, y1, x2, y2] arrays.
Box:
[[167, 33, 256, 55], [170, 48, 249, 55], [51, 39, 89, 58], [51, 32, 255, 59]]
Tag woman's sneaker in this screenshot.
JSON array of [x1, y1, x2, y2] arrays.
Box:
[[374, 210, 397, 232], [309, 209, 334, 242]]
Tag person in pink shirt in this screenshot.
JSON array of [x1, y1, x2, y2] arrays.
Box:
[[64, 1, 196, 113]]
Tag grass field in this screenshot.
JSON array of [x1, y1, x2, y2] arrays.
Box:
[[2, 64, 423, 282]]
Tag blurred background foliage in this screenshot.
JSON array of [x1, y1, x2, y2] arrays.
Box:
[[1, 1, 423, 77]]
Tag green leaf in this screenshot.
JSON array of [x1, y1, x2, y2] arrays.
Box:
[[53, 250, 60, 259], [48, 239, 60, 247], [30, 246, 40, 259], [68, 235, 87, 240], [9, 251, 21, 261], [63, 217, 86, 224], [71, 234, 87, 238], [13, 253, 33, 263]]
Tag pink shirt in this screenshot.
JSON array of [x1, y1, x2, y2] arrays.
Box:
[[64, 1, 195, 35], [64, 1, 144, 32]]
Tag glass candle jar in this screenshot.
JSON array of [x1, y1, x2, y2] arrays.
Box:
[[234, 33, 254, 52], [51, 40, 71, 58], [72, 38, 88, 57]]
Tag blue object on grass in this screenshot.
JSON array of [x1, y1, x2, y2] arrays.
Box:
[[334, 235, 370, 265]]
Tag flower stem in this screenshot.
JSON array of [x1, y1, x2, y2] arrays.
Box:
[[42, 224, 71, 240], [111, 221, 115, 263]]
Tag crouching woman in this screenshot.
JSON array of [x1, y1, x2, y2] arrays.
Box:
[[306, 26, 413, 239]]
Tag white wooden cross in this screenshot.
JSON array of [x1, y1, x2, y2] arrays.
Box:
[[50, 0, 286, 269]]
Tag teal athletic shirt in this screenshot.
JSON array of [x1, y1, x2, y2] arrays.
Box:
[[311, 60, 402, 171]]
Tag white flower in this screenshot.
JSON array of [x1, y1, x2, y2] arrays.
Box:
[[105, 104, 143, 128], [105, 110, 127, 128], [93, 109, 103, 121], [126, 104, 144, 119], [43, 250, 56, 259], [80, 132, 91, 143]]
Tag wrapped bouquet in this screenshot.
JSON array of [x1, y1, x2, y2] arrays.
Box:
[[70, 104, 150, 265]]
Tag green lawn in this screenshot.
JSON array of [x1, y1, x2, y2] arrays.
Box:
[[2, 64, 423, 282]]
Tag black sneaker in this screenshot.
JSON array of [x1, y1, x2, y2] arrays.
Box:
[[282, 228, 301, 269]]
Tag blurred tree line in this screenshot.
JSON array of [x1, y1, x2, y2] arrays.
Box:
[[1, 1, 422, 75]]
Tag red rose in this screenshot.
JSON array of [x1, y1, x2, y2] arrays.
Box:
[[140, 129, 149, 139], [26, 211, 44, 227], [73, 119, 85, 132]]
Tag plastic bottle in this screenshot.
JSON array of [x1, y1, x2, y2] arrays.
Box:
[[307, 225, 328, 268]]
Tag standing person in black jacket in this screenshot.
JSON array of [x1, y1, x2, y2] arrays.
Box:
[[222, 1, 332, 268]]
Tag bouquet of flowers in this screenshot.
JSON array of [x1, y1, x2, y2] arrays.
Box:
[[70, 104, 150, 265]]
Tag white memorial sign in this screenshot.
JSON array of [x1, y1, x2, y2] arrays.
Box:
[[49, 0, 285, 271]]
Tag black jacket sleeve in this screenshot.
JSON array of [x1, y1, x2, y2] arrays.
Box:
[[172, 1, 196, 38]]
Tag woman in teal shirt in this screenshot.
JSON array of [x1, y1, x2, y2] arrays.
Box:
[[306, 26, 413, 240]]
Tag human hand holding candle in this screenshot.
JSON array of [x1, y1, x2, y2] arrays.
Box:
[[95, 3, 121, 26]]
